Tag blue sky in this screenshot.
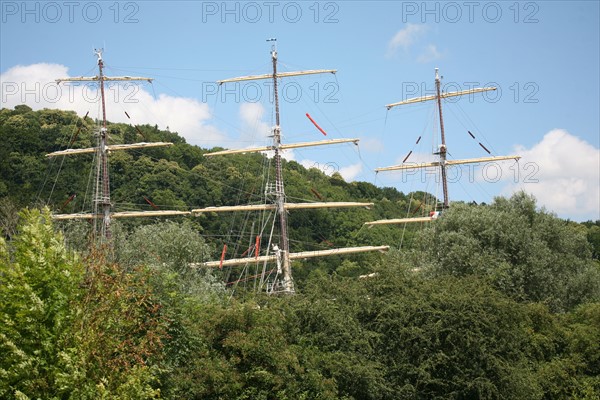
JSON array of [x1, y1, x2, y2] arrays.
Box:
[[1, 1, 599, 221]]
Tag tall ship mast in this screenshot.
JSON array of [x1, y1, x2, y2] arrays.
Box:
[[47, 49, 189, 243], [365, 68, 521, 227], [193, 40, 388, 294]]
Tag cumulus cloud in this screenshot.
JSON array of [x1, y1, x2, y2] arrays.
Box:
[[371, 130, 598, 220], [386, 24, 444, 63], [417, 44, 442, 63], [339, 162, 363, 181], [299, 159, 362, 182], [359, 137, 385, 153], [239, 102, 271, 143], [505, 129, 599, 220], [263, 148, 296, 162], [386, 24, 428, 57], [235, 102, 299, 160], [0, 63, 225, 147], [300, 159, 336, 175]]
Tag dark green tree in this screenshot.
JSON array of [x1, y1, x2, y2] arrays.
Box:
[[414, 192, 600, 311], [361, 265, 542, 399]]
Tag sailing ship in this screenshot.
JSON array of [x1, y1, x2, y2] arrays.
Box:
[[365, 68, 521, 227], [192, 40, 389, 294], [47, 49, 189, 242]]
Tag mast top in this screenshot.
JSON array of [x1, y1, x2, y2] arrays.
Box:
[[435, 67, 440, 82], [94, 48, 103, 63], [267, 37, 277, 57]]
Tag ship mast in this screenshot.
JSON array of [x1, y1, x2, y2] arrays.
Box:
[[196, 40, 389, 293], [49, 50, 187, 243], [434, 68, 449, 208], [269, 42, 294, 293], [365, 68, 521, 227], [96, 49, 111, 239]]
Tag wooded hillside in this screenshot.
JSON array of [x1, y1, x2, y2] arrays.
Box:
[[1, 106, 599, 399]]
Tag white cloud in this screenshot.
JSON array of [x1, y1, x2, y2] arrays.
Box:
[[339, 163, 363, 181], [417, 44, 442, 63], [0, 63, 225, 147], [370, 130, 599, 221], [300, 159, 336, 175], [299, 159, 362, 182], [505, 129, 599, 221], [386, 24, 428, 57], [359, 137, 385, 153], [236, 102, 298, 160], [239, 102, 271, 143], [263, 148, 295, 162], [280, 149, 296, 161]]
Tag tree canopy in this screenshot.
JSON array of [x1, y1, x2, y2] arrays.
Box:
[[1, 106, 599, 399]]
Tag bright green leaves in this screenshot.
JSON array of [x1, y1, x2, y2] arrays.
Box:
[[417, 193, 600, 311], [0, 208, 83, 399], [0, 210, 172, 399]]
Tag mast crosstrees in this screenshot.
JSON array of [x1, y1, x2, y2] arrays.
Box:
[[367, 68, 521, 226], [48, 50, 177, 243], [202, 40, 388, 294]]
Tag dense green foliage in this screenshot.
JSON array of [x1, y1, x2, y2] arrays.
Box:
[[0, 209, 167, 398], [0, 209, 84, 398], [1, 107, 599, 398], [1, 210, 599, 399], [413, 193, 600, 311], [0, 106, 423, 277]]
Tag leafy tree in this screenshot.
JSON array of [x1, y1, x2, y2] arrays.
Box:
[[581, 220, 600, 260], [112, 217, 206, 264], [285, 273, 392, 399], [113, 220, 219, 290], [0, 208, 83, 399], [0, 209, 173, 399], [361, 265, 542, 399], [415, 192, 600, 311], [164, 300, 339, 400], [0, 197, 20, 238], [525, 302, 600, 399], [112, 220, 227, 398], [63, 255, 166, 399]]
